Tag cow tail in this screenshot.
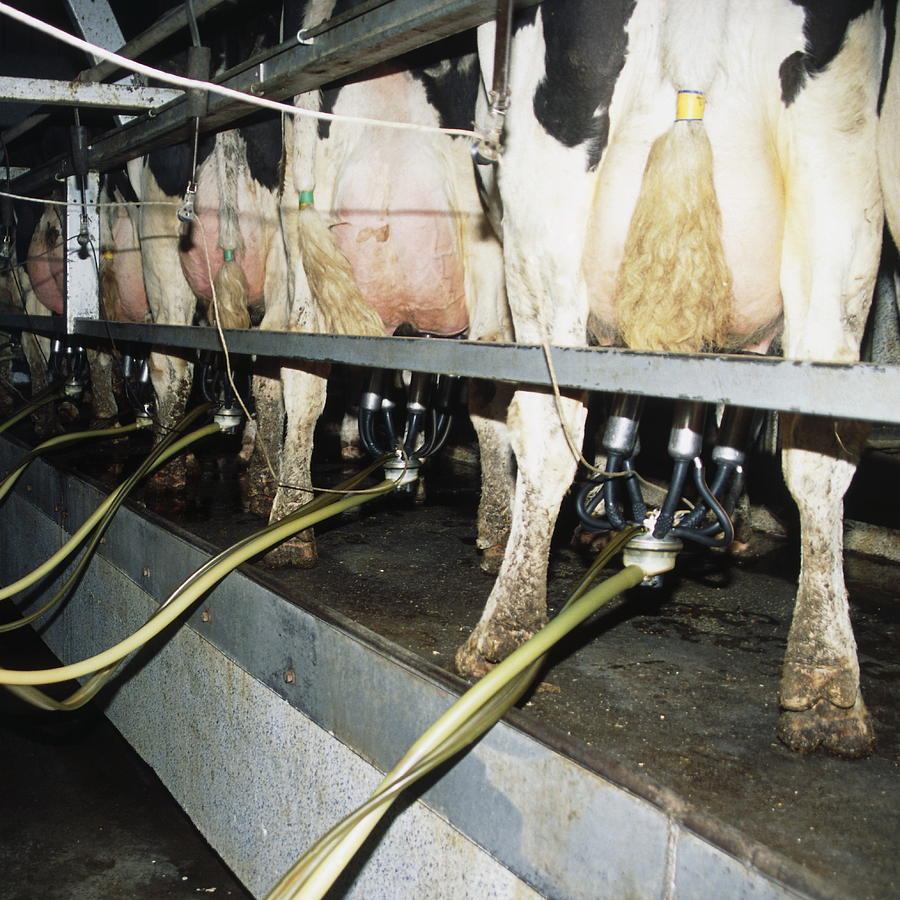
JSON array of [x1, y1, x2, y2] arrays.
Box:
[[213, 132, 251, 330], [98, 250, 119, 321], [292, 92, 384, 337], [614, 16, 732, 353]]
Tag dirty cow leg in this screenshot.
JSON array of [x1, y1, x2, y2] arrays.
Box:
[[775, 11, 882, 757], [264, 363, 328, 569], [468, 378, 514, 576], [245, 241, 288, 517], [456, 388, 585, 677], [147, 349, 195, 490], [779, 416, 874, 757], [246, 356, 284, 518], [86, 348, 119, 423], [140, 175, 201, 495]]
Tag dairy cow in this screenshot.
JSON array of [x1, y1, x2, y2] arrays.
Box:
[[17, 183, 144, 426], [135, 118, 288, 499], [270, 0, 510, 567], [129, 1, 294, 514], [452, 0, 896, 758]]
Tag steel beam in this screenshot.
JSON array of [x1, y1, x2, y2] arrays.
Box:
[[86, 0, 231, 84], [2, 0, 228, 147], [11, 0, 540, 194], [0, 316, 894, 424], [0, 77, 181, 111], [62, 0, 135, 127]]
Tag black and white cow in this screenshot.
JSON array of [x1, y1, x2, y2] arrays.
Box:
[[269, 0, 511, 567], [132, 2, 292, 513], [452, 0, 895, 758]]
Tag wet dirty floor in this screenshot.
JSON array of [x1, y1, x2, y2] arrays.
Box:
[[6, 407, 900, 899]]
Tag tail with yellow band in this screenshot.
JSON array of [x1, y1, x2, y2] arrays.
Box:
[[614, 11, 733, 353]]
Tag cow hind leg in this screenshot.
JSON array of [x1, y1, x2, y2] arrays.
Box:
[[456, 389, 585, 677], [775, 10, 883, 757], [264, 363, 328, 569], [246, 358, 284, 518], [468, 378, 514, 576], [778, 416, 874, 757]]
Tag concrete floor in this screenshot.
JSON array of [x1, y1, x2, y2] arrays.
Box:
[[0, 617, 252, 900]]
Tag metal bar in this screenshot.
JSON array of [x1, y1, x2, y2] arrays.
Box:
[[64, 176, 99, 332], [87, 0, 230, 83], [1, 0, 229, 147], [11, 0, 541, 194], [62, 0, 135, 127], [0, 316, 893, 424], [64, 0, 128, 69], [0, 77, 181, 111]]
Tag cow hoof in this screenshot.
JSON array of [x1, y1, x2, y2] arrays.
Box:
[[454, 621, 544, 680], [264, 532, 318, 569], [479, 543, 505, 576], [57, 400, 81, 424], [778, 697, 874, 758], [781, 659, 858, 709], [454, 642, 494, 679], [146, 463, 188, 495]]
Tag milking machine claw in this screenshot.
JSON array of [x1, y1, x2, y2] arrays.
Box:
[[358, 354, 464, 490], [47, 339, 89, 401], [576, 396, 762, 585], [6, 333, 31, 394], [198, 350, 251, 433]]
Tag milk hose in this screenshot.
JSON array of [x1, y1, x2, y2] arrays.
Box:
[[0, 381, 64, 435], [0, 419, 204, 634], [0, 421, 145, 505], [0, 457, 400, 687], [0, 404, 214, 603], [265, 525, 646, 900]]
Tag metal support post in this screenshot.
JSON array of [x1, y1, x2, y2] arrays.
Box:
[[65, 173, 100, 334]]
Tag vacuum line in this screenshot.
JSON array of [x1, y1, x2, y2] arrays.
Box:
[[0, 464, 398, 686]]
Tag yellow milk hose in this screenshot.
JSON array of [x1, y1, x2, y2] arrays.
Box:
[[0, 419, 207, 634], [0, 459, 399, 688], [0, 383, 64, 435], [0, 421, 145, 505], [265, 526, 646, 900], [5, 459, 398, 711], [0, 405, 213, 603]]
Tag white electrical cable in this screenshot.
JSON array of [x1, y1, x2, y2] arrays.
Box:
[[0, 2, 481, 141], [0, 189, 176, 208]]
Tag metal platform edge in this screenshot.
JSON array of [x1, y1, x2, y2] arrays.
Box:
[[1, 315, 898, 423], [0, 436, 837, 899]]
